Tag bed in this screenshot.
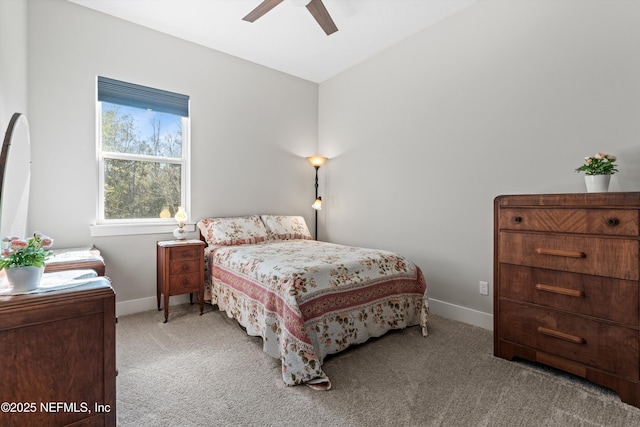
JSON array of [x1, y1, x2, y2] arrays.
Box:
[[198, 215, 428, 390]]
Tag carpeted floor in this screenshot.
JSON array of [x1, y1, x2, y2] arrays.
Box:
[[116, 303, 640, 426]]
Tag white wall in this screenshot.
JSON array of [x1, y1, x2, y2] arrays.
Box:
[[13, 0, 640, 327], [318, 0, 640, 329], [25, 0, 319, 313], [0, 0, 28, 133]]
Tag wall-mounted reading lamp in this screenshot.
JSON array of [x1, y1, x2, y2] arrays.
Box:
[[306, 156, 327, 239]]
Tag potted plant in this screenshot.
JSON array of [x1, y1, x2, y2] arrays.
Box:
[[0, 232, 53, 292], [575, 152, 618, 192]]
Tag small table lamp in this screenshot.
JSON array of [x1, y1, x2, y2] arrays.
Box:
[[173, 207, 188, 240]]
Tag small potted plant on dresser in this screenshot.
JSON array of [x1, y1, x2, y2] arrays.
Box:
[[575, 152, 618, 192], [0, 232, 53, 292]]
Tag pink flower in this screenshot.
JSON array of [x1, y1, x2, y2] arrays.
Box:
[[10, 239, 28, 249]]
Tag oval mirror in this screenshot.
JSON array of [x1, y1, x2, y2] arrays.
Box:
[[0, 113, 31, 240]]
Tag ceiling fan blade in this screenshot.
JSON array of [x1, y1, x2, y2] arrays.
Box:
[[306, 0, 338, 35], [243, 0, 284, 23]]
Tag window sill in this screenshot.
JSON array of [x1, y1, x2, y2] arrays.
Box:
[[90, 222, 197, 237]]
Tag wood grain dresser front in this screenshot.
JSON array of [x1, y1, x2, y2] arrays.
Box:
[[494, 192, 640, 408], [0, 280, 116, 426]]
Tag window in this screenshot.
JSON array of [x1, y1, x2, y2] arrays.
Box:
[[95, 77, 190, 232]]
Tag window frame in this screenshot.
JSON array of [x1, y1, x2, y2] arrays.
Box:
[[91, 78, 192, 237]]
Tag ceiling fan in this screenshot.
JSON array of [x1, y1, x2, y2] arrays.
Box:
[[243, 0, 338, 36]]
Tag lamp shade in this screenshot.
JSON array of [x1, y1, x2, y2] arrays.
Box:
[[306, 156, 327, 167], [174, 206, 188, 226], [312, 197, 322, 210]]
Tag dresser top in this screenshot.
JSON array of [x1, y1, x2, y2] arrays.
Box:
[[0, 277, 114, 308], [157, 239, 206, 248], [495, 192, 640, 208]]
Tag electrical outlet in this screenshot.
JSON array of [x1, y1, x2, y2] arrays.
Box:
[[479, 281, 489, 296]]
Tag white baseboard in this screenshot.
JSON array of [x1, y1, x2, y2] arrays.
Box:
[[428, 298, 493, 331], [116, 294, 190, 317]]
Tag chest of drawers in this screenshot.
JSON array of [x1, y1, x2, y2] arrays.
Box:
[[494, 192, 640, 407], [0, 280, 116, 426]]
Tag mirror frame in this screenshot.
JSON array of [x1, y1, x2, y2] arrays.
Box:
[[0, 113, 22, 198], [1, 112, 31, 239]]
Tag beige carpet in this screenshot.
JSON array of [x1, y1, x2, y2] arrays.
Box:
[[116, 303, 640, 426]]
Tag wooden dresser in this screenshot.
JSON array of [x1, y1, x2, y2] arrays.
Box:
[[494, 192, 640, 408], [0, 279, 116, 426]]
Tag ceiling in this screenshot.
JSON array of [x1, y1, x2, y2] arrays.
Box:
[[67, 0, 477, 83]]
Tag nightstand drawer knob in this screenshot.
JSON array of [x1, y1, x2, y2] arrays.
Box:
[[607, 218, 620, 226], [512, 216, 523, 223], [181, 264, 189, 272]]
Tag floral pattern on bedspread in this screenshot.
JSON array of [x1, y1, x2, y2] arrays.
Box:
[[208, 239, 428, 386]]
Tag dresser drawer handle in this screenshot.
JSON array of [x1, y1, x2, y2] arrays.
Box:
[[512, 216, 522, 223], [535, 283, 585, 298], [537, 327, 586, 344], [535, 248, 586, 258], [183, 279, 189, 286], [606, 218, 620, 226], [181, 264, 189, 272]]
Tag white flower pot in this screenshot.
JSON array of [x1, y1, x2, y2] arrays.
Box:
[[6, 265, 44, 292], [584, 175, 611, 193]]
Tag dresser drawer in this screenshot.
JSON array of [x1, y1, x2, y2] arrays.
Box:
[[499, 300, 639, 380], [499, 264, 639, 325], [499, 232, 639, 280], [168, 273, 202, 295], [169, 245, 200, 261], [169, 258, 200, 275], [499, 208, 639, 236]]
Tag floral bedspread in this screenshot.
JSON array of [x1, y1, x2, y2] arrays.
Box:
[[207, 239, 428, 387]]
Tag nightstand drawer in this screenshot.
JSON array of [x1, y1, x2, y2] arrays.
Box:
[[499, 264, 639, 325], [169, 258, 200, 275], [169, 246, 200, 260], [500, 300, 639, 380], [499, 232, 639, 280], [168, 273, 201, 295], [499, 208, 639, 236]]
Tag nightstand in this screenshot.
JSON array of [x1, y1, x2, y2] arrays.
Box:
[[156, 239, 206, 323]]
